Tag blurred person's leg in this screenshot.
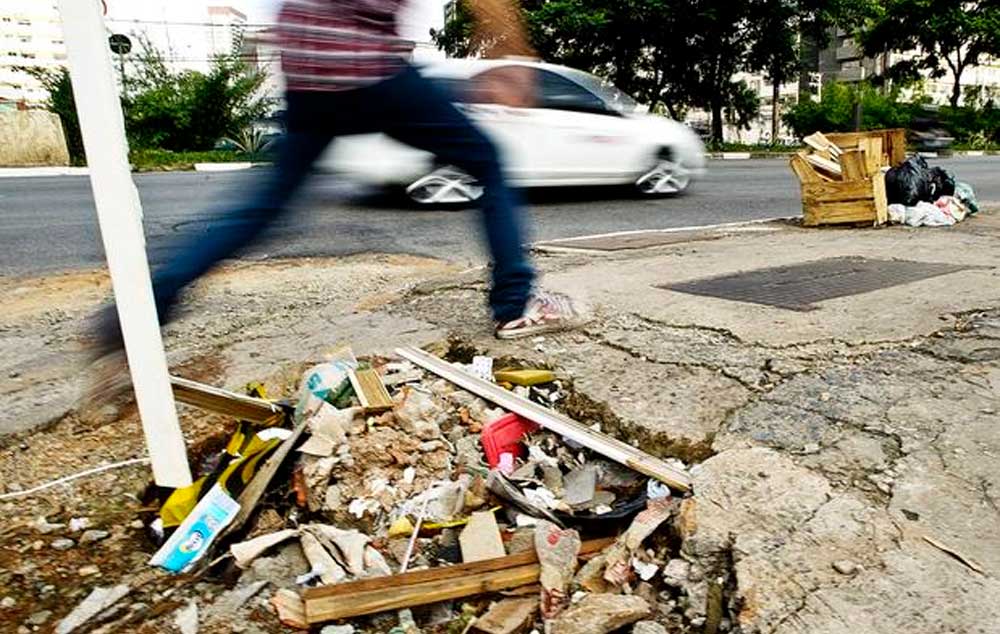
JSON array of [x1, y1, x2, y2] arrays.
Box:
[[378, 66, 535, 323], [91, 92, 337, 355]]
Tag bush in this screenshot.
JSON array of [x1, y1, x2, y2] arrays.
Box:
[[125, 47, 274, 152], [783, 82, 918, 138], [20, 67, 85, 165], [128, 148, 252, 171]]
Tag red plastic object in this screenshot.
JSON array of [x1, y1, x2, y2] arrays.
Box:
[[480, 413, 539, 468]]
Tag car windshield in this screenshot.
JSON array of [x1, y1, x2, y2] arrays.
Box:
[[558, 68, 640, 114]]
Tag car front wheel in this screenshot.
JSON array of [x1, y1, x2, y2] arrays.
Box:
[[635, 151, 692, 196], [406, 166, 483, 205]]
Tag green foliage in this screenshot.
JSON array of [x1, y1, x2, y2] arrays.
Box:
[[19, 66, 85, 165], [433, 0, 872, 142], [858, 0, 1000, 107], [124, 41, 274, 152], [128, 148, 253, 171], [783, 82, 916, 136]]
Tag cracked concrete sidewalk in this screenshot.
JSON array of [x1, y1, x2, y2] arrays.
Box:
[[2, 211, 999, 633], [389, 212, 1000, 633]]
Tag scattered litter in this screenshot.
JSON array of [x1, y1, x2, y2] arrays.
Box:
[[149, 483, 240, 573], [493, 369, 556, 387], [55, 584, 130, 634], [231, 528, 299, 568], [68, 517, 91, 532], [923, 535, 985, 574]]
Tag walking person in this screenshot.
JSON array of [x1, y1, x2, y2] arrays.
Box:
[[89, 0, 579, 392]]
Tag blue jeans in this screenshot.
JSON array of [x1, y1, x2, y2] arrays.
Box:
[[97, 65, 535, 351]]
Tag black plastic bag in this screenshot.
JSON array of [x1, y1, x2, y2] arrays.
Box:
[[928, 166, 955, 198], [885, 155, 932, 206]]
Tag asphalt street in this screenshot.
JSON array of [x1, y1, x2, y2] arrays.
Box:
[[1, 157, 997, 277]]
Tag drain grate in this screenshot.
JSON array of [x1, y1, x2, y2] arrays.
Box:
[[659, 256, 975, 311]]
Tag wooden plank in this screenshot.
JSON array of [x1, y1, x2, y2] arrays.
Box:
[[858, 137, 883, 176], [347, 368, 393, 412], [805, 154, 842, 179], [839, 148, 867, 180], [803, 132, 841, 156], [872, 171, 888, 226], [804, 200, 877, 226], [218, 418, 309, 544], [789, 153, 822, 184], [801, 179, 874, 203], [395, 347, 692, 492], [171, 375, 288, 424], [303, 538, 614, 624], [303, 538, 614, 600], [307, 563, 540, 623]]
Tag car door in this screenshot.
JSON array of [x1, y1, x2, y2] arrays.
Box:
[[528, 70, 641, 182]]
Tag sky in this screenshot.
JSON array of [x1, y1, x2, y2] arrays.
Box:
[[105, 0, 443, 41]]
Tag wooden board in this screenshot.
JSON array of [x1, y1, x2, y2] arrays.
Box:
[[171, 375, 288, 424], [395, 346, 692, 492], [872, 171, 889, 225], [805, 154, 843, 178], [790, 153, 822, 184], [839, 148, 867, 180], [303, 538, 614, 624], [826, 129, 906, 167], [801, 179, 879, 227], [347, 368, 393, 412], [857, 137, 884, 176]]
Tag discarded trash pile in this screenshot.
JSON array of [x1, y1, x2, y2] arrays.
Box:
[[789, 128, 981, 229], [884, 155, 980, 227], [59, 346, 703, 633]]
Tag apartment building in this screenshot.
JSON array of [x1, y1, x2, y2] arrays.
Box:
[[0, 1, 66, 107], [811, 28, 1000, 105]]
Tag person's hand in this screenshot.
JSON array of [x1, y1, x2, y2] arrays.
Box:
[[477, 64, 537, 108]]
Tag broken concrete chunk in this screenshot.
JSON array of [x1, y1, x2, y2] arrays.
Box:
[[632, 620, 668, 634], [563, 467, 597, 507], [231, 529, 299, 569], [33, 516, 65, 535], [55, 584, 130, 634], [661, 558, 690, 587], [51, 538, 75, 551], [832, 559, 859, 575], [394, 387, 444, 440], [549, 594, 651, 634], [79, 530, 110, 544], [604, 498, 675, 585], [271, 589, 308, 629], [535, 521, 581, 619], [320, 625, 356, 634], [459, 511, 506, 563], [472, 598, 539, 634], [173, 600, 198, 634], [574, 553, 610, 594]]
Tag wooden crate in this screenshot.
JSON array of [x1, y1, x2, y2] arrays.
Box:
[[825, 128, 906, 168], [800, 174, 888, 227], [791, 129, 898, 227]]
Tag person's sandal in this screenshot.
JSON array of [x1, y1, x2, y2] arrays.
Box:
[[495, 291, 580, 339]]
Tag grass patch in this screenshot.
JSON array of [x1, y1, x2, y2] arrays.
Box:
[[129, 148, 260, 172]]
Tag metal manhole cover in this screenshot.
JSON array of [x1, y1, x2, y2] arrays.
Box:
[[659, 256, 976, 311]]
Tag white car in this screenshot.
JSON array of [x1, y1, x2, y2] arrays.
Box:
[[319, 59, 706, 204]]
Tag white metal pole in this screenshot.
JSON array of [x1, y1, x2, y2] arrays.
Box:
[[58, 0, 191, 488]]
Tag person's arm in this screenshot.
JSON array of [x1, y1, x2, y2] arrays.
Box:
[[465, 0, 537, 107], [466, 0, 535, 59]]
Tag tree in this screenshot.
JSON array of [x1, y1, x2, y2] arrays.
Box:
[[123, 40, 273, 151], [19, 66, 85, 165], [858, 0, 1000, 107]]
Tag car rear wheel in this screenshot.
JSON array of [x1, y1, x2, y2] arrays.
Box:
[[406, 166, 483, 205], [635, 149, 691, 196]]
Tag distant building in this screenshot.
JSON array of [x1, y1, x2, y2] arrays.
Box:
[[104, 3, 250, 75], [0, 1, 67, 107], [807, 28, 1000, 105]]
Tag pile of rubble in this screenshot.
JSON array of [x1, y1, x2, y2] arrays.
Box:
[[51, 345, 724, 634]]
